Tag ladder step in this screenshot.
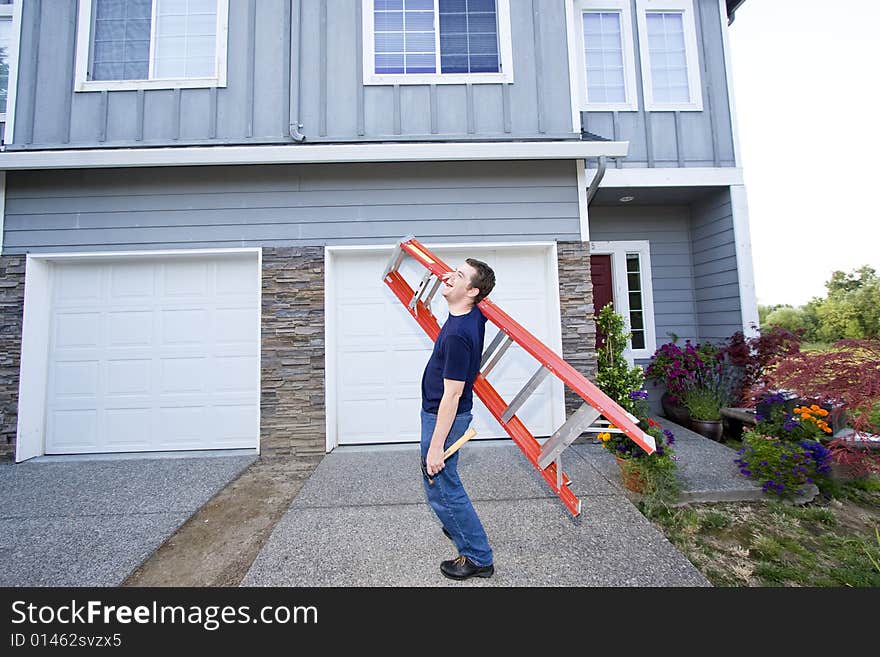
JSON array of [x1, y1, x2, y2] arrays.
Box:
[[501, 365, 550, 423], [408, 271, 434, 310], [423, 275, 443, 308], [481, 335, 513, 377], [538, 403, 602, 469], [480, 330, 508, 368]]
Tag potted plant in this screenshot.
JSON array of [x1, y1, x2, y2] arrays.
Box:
[[645, 337, 721, 427], [680, 384, 724, 441], [594, 305, 679, 506]]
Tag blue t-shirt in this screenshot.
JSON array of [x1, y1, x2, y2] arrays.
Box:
[[421, 305, 488, 414]]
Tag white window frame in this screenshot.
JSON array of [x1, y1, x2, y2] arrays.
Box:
[[635, 0, 703, 111], [74, 0, 229, 92], [0, 3, 14, 122], [571, 0, 638, 112], [361, 0, 514, 85], [590, 240, 657, 361]]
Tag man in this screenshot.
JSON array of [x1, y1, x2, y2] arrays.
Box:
[[420, 257, 496, 580]]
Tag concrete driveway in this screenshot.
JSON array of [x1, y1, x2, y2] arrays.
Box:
[[242, 440, 713, 587], [0, 451, 256, 587]]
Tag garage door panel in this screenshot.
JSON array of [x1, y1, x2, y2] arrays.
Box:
[[213, 356, 258, 392], [161, 309, 209, 344], [45, 255, 260, 455], [55, 313, 101, 349], [215, 308, 256, 344], [340, 304, 386, 339], [53, 361, 99, 397], [216, 259, 259, 296], [109, 262, 156, 298], [107, 359, 152, 395], [162, 261, 209, 296], [213, 404, 259, 445], [338, 399, 389, 443], [105, 409, 152, 448], [341, 350, 387, 386], [56, 265, 102, 303], [48, 410, 99, 452], [107, 311, 154, 346], [160, 357, 206, 393]]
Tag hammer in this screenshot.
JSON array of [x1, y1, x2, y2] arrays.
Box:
[[422, 428, 477, 485]]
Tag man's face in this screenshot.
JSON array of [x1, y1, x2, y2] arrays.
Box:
[[441, 261, 479, 304]]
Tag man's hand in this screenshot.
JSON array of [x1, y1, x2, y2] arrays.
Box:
[[426, 444, 446, 476]]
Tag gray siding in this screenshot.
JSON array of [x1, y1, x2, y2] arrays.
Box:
[[581, 0, 736, 167], [9, 0, 736, 156], [690, 188, 742, 340], [14, 0, 293, 149], [589, 205, 699, 349], [3, 160, 580, 252]]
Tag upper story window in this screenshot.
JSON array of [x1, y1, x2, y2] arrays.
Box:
[[362, 0, 514, 85], [0, 0, 13, 118], [572, 0, 638, 112], [74, 0, 229, 91], [635, 0, 703, 111]]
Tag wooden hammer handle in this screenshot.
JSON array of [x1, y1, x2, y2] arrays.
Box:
[[443, 428, 477, 460]]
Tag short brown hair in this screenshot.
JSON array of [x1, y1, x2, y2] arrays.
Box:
[[465, 258, 496, 303]]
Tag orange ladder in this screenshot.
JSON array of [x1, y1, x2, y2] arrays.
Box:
[[383, 236, 655, 516]]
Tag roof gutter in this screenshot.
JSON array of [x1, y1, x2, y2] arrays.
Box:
[[0, 140, 630, 171]]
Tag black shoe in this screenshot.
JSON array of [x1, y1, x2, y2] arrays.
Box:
[[442, 526, 453, 541], [440, 555, 494, 580]]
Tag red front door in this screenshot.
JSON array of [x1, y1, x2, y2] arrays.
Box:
[[590, 254, 614, 349]]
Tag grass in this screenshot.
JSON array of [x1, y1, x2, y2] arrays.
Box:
[[643, 476, 880, 587]]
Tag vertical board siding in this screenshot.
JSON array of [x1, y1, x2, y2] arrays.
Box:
[[11, 0, 586, 149], [3, 161, 581, 252], [690, 188, 742, 340], [580, 0, 735, 167]]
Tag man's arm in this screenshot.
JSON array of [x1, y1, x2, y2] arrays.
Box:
[[425, 378, 465, 476]]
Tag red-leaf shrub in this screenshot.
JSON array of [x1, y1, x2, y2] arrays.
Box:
[[722, 325, 802, 406], [756, 339, 880, 435]]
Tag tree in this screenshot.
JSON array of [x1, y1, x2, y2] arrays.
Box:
[[813, 266, 880, 341], [764, 306, 807, 334]]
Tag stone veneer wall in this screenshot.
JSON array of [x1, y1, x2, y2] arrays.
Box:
[[0, 256, 25, 461], [556, 241, 597, 416], [260, 248, 326, 460]]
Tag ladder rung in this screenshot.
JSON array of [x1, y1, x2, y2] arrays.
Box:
[[538, 403, 602, 469], [408, 271, 434, 310], [556, 454, 563, 490], [501, 365, 550, 423], [423, 276, 443, 308], [382, 244, 404, 280], [481, 335, 513, 377], [480, 330, 508, 368]]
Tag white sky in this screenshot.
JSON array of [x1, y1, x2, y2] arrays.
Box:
[[727, 1, 880, 307]]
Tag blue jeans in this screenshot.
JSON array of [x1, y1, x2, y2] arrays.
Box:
[[420, 409, 493, 567]]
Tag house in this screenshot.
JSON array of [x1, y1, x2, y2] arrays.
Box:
[[0, 0, 756, 464]]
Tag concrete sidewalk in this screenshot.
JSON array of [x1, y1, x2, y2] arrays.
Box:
[[0, 451, 256, 587], [242, 420, 761, 587]]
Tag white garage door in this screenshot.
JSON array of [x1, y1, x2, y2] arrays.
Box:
[[45, 253, 260, 455], [331, 245, 566, 446]]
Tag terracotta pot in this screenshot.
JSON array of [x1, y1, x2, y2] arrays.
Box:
[[661, 392, 691, 427], [690, 418, 724, 441], [615, 456, 648, 493]]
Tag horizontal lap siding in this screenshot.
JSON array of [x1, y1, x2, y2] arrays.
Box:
[[589, 205, 699, 356], [690, 188, 742, 340], [3, 161, 580, 252]]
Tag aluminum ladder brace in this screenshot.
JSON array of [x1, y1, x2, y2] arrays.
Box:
[[383, 235, 655, 516]]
